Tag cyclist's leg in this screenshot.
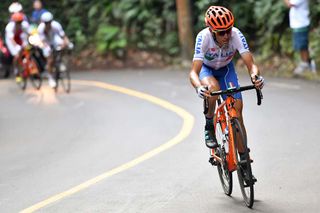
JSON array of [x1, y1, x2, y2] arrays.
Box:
[[5, 38, 21, 79], [216, 62, 247, 152], [199, 64, 220, 148], [42, 45, 56, 87]]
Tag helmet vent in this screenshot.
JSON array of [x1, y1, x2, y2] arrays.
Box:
[[226, 14, 230, 22], [222, 17, 227, 25], [211, 18, 217, 26], [216, 17, 222, 26]]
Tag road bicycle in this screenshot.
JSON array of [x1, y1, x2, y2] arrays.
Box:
[[16, 45, 42, 90], [206, 83, 263, 208], [52, 44, 73, 93]]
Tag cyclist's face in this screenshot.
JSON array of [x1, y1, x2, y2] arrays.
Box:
[[44, 21, 52, 30], [15, 21, 22, 28], [214, 28, 232, 46]]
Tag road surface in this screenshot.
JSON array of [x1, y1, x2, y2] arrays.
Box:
[[0, 69, 319, 212]]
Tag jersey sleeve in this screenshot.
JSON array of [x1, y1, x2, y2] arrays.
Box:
[[5, 23, 14, 39], [232, 28, 250, 55], [22, 21, 31, 34], [193, 30, 208, 61], [37, 23, 46, 41], [54, 21, 65, 38]]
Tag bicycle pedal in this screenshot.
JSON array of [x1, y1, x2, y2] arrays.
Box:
[[209, 157, 218, 166], [239, 159, 253, 165]]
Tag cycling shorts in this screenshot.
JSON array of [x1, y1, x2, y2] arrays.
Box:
[[199, 62, 242, 100], [42, 35, 64, 58]]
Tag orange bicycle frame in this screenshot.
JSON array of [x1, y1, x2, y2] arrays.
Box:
[[18, 47, 38, 76], [211, 95, 239, 172]]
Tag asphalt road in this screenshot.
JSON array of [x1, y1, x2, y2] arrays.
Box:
[[0, 69, 320, 213]]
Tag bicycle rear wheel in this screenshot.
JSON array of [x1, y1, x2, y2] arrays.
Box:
[[215, 121, 232, 196], [232, 118, 254, 208], [29, 56, 42, 90]]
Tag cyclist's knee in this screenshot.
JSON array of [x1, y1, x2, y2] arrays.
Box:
[[235, 99, 243, 113]]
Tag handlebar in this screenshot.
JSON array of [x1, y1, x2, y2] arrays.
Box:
[[210, 85, 263, 106]]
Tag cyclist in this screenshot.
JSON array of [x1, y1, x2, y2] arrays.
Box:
[[5, 12, 30, 82], [37, 12, 71, 88], [189, 6, 264, 150]]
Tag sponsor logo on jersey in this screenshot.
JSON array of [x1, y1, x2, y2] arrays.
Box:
[[237, 30, 249, 50], [204, 50, 235, 61], [195, 35, 203, 54]]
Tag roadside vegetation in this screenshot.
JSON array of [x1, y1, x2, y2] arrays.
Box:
[[0, 0, 319, 79]]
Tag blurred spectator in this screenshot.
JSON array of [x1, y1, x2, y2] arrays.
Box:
[[284, 0, 316, 75], [31, 0, 48, 25]]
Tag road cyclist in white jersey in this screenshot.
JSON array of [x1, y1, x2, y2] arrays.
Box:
[[5, 12, 30, 83], [37, 11, 71, 88], [189, 6, 264, 150]]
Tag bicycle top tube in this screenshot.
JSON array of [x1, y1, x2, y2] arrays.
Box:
[[210, 84, 263, 106]]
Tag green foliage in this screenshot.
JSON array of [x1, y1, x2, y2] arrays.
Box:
[[0, 0, 319, 61]]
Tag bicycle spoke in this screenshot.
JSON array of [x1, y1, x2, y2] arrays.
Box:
[[232, 118, 254, 208]]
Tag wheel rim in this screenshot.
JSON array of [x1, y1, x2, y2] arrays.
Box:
[[232, 118, 254, 207], [60, 70, 71, 93], [215, 122, 233, 195]]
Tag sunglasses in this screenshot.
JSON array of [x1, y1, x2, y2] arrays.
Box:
[[216, 28, 232, 36]]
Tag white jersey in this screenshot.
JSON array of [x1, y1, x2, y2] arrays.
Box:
[[5, 21, 30, 56], [289, 0, 310, 29], [38, 20, 65, 44], [193, 27, 249, 70], [5, 20, 30, 40]]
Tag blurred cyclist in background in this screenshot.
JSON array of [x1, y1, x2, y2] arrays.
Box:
[[189, 6, 264, 149], [37, 12, 71, 87], [8, 2, 28, 21], [31, 0, 48, 25], [5, 12, 30, 82], [283, 0, 316, 75], [8, 2, 23, 14]]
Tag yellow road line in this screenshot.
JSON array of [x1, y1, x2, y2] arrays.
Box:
[[20, 79, 194, 213]]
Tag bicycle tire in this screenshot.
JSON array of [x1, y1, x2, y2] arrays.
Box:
[[55, 63, 71, 93], [16, 66, 27, 90], [232, 118, 254, 208], [215, 121, 233, 196], [29, 56, 42, 90]]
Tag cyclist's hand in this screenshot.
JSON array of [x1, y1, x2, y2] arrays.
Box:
[[196, 86, 210, 99], [251, 75, 264, 89]]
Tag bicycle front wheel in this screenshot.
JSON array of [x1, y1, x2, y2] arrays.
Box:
[[16, 67, 27, 90], [232, 118, 254, 208], [55, 63, 71, 93], [215, 121, 232, 196], [29, 56, 42, 90]]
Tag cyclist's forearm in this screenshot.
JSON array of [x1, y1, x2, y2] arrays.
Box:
[[190, 71, 202, 88], [189, 60, 203, 88], [249, 64, 260, 78]]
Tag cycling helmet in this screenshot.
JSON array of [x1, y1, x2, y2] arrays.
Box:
[[8, 2, 23, 13], [205, 6, 234, 31], [11, 12, 24, 22], [41, 12, 53, 22]]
